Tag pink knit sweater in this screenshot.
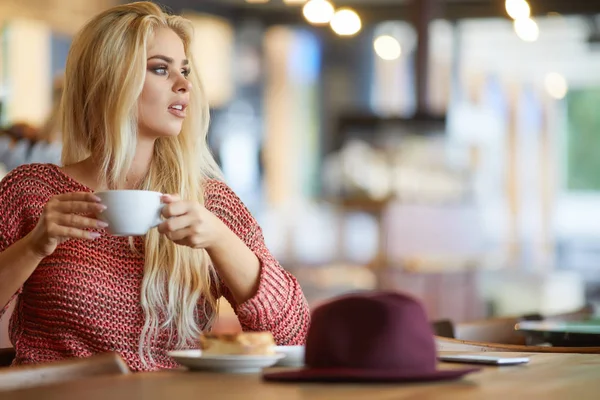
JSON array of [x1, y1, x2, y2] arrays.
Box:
[[0, 163, 310, 371]]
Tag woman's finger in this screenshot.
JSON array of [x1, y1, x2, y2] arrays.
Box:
[[55, 214, 108, 230], [157, 215, 191, 234], [53, 201, 107, 215], [54, 192, 102, 203], [47, 223, 102, 240], [161, 194, 181, 203], [165, 226, 196, 242], [161, 201, 191, 218]]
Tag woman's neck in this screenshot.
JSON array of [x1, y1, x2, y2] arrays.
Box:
[[124, 139, 155, 189], [62, 138, 156, 191]]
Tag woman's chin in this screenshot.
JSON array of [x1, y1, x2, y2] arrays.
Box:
[[161, 130, 182, 137], [149, 129, 182, 138], [138, 123, 184, 139]]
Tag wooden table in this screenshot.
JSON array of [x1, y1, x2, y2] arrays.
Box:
[[3, 352, 600, 399]]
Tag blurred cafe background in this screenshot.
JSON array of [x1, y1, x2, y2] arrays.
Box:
[[1, 0, 600, 341]]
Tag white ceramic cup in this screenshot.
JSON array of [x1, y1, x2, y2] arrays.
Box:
[[94, 190, 164, 236], [274, 345, 305, 367]]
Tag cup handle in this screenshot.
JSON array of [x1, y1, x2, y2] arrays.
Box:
[[152, 194, 166, 228], [152, 206, 165, 228]]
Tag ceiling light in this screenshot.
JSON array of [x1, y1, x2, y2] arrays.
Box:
[[373, 35, 402, 61], [513, 17, 539, 42], [330, 8, 362, 36], [545, 72, 568, 99], [505, 0, 530, 20], [303, 0, 335, 25]]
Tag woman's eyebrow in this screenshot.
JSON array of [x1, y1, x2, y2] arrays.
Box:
[[147, 55, 189, 66]]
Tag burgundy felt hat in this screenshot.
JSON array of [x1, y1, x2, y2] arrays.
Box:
[[263, 291, 480, 383]]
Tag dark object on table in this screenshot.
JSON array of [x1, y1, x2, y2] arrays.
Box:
[[515, 320, 600, 347], [263, 291, 480, 383]]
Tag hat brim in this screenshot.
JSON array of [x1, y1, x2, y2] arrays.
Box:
[[263, 366, 481, 383]]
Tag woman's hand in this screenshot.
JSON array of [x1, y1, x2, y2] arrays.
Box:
[[26, 192, 108, 258], [157, 194, 224, 249], [158, 194, 263, 304]]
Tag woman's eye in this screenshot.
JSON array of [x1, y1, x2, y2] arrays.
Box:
[[182, 69, 191, 78], [153, 66, 168, 75]]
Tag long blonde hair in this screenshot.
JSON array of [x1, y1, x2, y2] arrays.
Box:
[[60, 1, 223, 365]]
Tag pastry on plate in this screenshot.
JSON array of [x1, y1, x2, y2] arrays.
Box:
[[199, 332, 276, 356]]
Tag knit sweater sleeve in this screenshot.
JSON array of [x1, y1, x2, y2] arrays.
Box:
[[205, 180, 310, 345], [0, 166, 32, 317]]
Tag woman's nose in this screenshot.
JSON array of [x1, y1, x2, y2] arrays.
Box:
[[174, 76, 192, 93]]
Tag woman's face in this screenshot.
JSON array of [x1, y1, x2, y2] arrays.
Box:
[[138, 28, 192, 140]]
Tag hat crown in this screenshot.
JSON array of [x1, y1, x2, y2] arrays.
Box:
[[305, 292, 437, 372]]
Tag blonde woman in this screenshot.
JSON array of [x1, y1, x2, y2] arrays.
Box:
[[0, 2, 310, 371]]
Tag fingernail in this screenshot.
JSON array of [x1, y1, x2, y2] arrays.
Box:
[[93, 196, 102, 202], [98, 205, 107, 212], [97, 221, 109, 228], [90, 232, 102, 239]]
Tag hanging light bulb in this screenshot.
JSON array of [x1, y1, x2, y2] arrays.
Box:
[[330, 8, 362, 36], [303, 0, 335, 25], [513, 17, 539, 42], [373, 35, 402, 61], [505, 0, 531, 20], [545, 72, 568, 99]]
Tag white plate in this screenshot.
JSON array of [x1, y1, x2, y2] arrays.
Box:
[[168, 350, 285, 374], [274, 345, 305, 367]]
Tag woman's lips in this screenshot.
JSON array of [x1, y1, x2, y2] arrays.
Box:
[[168, 106, 186, 118]]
